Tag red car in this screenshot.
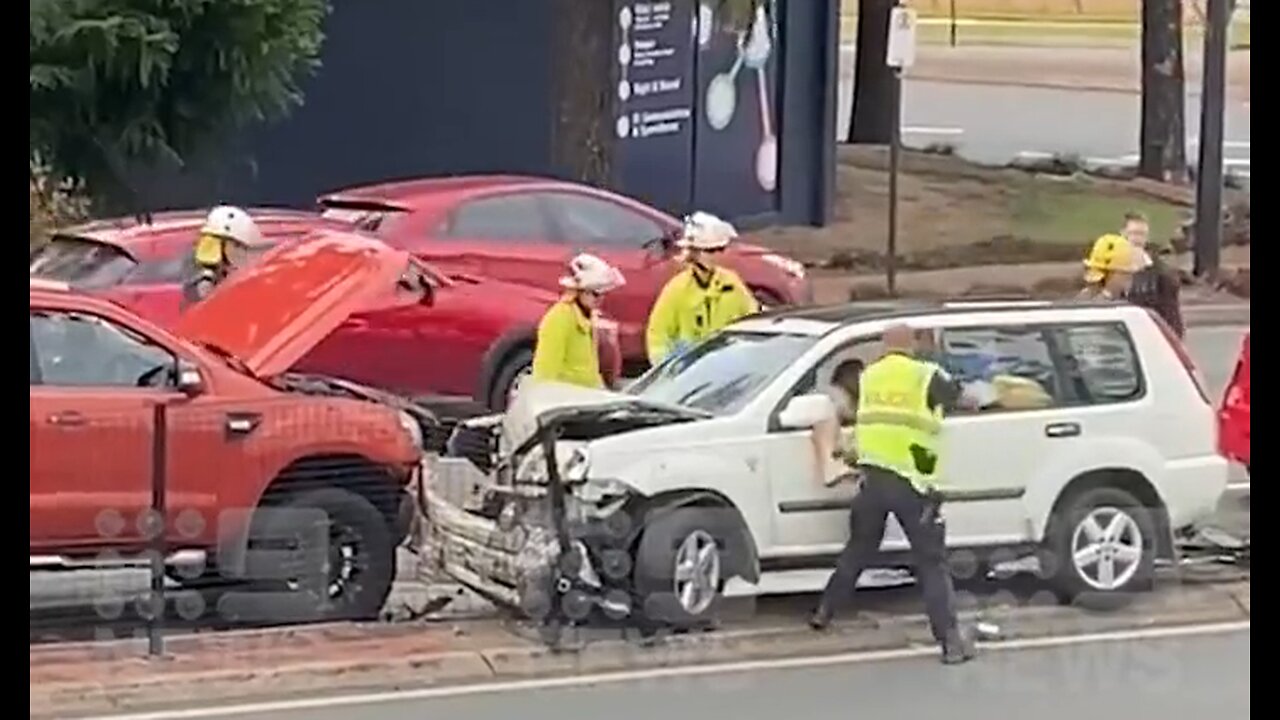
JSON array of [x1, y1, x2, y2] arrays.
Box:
[[1218, 332, 1249, 475], [30, 210, 619, 411], [316, 176, 813, 366], [31, 231, 429, 619]]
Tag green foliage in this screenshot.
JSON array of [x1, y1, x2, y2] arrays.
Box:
[[30, 0, 329, 210]]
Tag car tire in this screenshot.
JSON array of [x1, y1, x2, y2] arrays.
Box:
[[489, 347, 534, 412], [228, 487, 396, 623], [1044, 486, 1156, 611], [633, 507, 730, 629]]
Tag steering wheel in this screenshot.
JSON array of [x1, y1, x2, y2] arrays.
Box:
[[135, 363, 172, 388]]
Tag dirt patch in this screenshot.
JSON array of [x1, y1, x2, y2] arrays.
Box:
[[755, 146, 1246, 272]]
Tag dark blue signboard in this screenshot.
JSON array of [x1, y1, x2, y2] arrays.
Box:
[[610, 1, 697, 217], [691, 0, 782, 222]]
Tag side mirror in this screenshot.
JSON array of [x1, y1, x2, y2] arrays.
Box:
[[176, 360, 205, 397], [777, 393, 837, 430]]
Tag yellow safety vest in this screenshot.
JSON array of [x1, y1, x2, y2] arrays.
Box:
[[645, 265, 758, 365], [531, 297, 603, 389], [853, 353, 944, 492]]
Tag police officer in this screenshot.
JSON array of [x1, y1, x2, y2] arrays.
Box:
[[645, 211, 758, 366], [810, 323, 977, 665], [181, 205, 266, 310], [530, 253, 626, 389]]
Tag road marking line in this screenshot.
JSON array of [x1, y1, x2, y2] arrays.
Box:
[[78, 621, 1251, 720], [903, 126, 965, 136], [1227, 481, 1251, 491]]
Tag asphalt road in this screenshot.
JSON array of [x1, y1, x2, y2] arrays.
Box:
[[835, 63, 1251, 176], [195, 627, 1250, 720], [29, 323, 1250, 626]]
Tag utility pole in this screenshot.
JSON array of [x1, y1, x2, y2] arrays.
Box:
[[1192, 0, 1231, 278], [884, 2, 916, 297]]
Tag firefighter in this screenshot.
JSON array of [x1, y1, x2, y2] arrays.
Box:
[[1079, 233, 1138, 301], [645, 211, 758, 366], [810, 323, 978, 665], [181, 206, 266, 309], [530, 253, 626, 389]]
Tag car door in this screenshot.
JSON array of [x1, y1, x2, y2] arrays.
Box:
[[764, 334, 883, 553], [930, 321, 1071, 547], [429, 192, 569, 289], [29, 307, 180, 552], [540, 191, 678, 360]]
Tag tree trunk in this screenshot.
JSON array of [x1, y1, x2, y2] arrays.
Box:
[[846, 0, 895, 144], [549, 0, 616, 185], [1138, 0, 1188, 182]]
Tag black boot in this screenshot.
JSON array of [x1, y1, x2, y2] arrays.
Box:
[[808, 604, 833, 631], [941, 627, 977, 665]]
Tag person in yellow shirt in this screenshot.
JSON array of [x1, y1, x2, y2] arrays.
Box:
[[1079, 233, 1138, 301], [645, 211, 759, 366], [530, 253, 626, 389]]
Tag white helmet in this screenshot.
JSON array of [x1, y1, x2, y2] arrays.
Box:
[[559, 253, 626, 293], [676, 211, 737, 251], [200, 205, 264, 247]]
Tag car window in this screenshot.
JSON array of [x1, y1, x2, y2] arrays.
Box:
[[125, 254, 190, 285], [936, 325, 1062, 413], [629, 331, 817, 416], [30, 237, 137, 290], [443, 194, 549, 241], [1050, 323, 1143, 404], [789, 336, 882, 426], [30, 309, 176, 389], [543, 192, 665, 247]]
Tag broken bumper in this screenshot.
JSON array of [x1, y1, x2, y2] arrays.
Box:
[[424, 485, 560, 610]]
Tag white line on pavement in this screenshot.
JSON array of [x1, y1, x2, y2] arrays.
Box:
[[1227, 481, 1251, 491], [79, 620, 1251, 720], [904, 126, 965, 136]]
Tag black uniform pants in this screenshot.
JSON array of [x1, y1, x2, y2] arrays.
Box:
[[818, 466, 959, 643]]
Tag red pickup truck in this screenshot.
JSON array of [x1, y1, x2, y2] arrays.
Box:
[[1218, 332, 1250, 475], [30, 232, 433, 621]]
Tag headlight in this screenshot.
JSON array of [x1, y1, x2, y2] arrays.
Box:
[[563, 447, 591, 483], [573, 477, 633, 505], [398, 411, 423, 449], [760, 253, 806, 279]]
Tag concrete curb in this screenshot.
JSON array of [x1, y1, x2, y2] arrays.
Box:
[[1183, 304, 1250, 327], [30, 583, 1249, 718]]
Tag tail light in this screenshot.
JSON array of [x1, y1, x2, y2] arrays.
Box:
[[1145, 309, 1211, 405]]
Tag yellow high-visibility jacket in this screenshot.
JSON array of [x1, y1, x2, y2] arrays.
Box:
[[531, 296, 603, 388], [646, 266, 758, 365]]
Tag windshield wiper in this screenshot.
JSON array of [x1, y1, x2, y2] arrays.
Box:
[[675, 381, 713, 407], [195, 340, 255, 378]]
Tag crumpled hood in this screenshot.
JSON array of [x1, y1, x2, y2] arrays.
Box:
[[501, 382, 633, 452]]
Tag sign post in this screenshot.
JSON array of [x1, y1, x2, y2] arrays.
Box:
[[884, 3, 916, 297]]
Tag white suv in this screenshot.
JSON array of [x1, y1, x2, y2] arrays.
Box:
[[426, 299, 1228, 627]]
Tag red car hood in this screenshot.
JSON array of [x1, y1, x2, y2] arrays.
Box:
[[175, 231, 420, 377]]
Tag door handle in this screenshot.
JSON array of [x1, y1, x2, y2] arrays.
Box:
[[47, 411, 86, 427], [1044, 422, 1081, 438]]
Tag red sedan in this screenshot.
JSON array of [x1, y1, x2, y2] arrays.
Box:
[[30, 210, 619, 411], [317, 176, 813, 366], [1218, 331, 1249, 475]]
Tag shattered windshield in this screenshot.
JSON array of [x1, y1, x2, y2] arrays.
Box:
[[629, 331, 816, 416]]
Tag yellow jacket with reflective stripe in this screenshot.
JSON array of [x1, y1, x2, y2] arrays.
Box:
[[646, 265, 758, 365], [531, 296, 603, 389], [853, 353, 944, 492]]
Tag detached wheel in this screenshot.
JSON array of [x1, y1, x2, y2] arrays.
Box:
[[241, 487, 396, 622], [1045, 486, 1155, 610], [635, 508, 727, 629], [489, 347, 533, 411]]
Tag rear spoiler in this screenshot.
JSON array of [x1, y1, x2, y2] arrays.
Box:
[[317, 196, 412, 214]]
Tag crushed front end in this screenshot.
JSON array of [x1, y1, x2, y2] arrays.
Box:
[[425, 395, 698, 623]]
